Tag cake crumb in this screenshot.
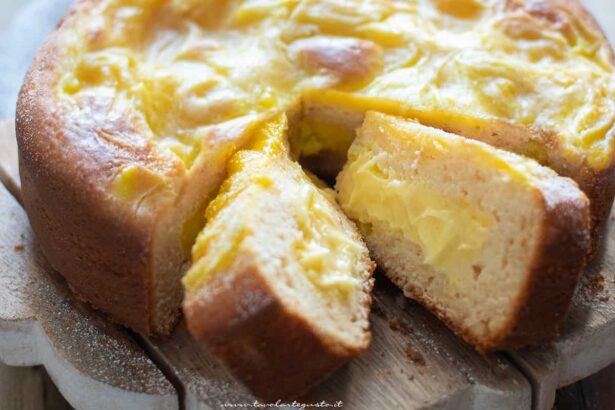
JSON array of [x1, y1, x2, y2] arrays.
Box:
[[14, 244, 24, 252], [389, 318, 412, 336], [405, 344, 425, 366], [588, 273, 606, 294]]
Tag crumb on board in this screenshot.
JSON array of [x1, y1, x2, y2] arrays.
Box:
[[588, 273, 606, 294], [389, 318, 412, 336], [405, 344, 425, 366], [14, 244, 24, 252]]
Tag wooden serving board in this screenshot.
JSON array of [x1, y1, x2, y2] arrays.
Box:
[[0, 362, 66, 410], [142, 288, 533, 409]]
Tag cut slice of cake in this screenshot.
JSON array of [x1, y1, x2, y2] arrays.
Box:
[[336, 112, 590, 351], [182, 115, 374, 399]]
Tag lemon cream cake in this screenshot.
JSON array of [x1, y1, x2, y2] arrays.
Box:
[[182, 115, 373, 399], [337, 112, 590, 350], [15, 0, 613, 359]]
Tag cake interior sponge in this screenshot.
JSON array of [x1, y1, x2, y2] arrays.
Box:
[[182, 114, 374, 399], [336, 112, 590, 350]]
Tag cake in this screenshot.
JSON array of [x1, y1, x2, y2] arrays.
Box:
[[337, 112, 591, 350], [183, 114, 374, 399], [14, 0, 615, 391]]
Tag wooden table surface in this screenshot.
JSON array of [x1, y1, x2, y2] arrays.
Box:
[[0, 1, 614, 409]]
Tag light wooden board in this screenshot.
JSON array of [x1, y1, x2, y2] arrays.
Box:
[[0, 363, 72, 410], [0, 362, 49, 410], [0, 121, 19, 201], [142, 286, 531, 410], [0, 124, 178, 410]]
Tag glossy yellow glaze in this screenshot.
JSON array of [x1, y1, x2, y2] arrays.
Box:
[[183, 115, 364, 294], [113, 164, 166, 199], [58, 0, 615, 172]]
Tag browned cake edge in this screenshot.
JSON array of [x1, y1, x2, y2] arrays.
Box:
[[386, 176, 591, 351], [184, 257, 374, 400], [16, 0, 180, 336]]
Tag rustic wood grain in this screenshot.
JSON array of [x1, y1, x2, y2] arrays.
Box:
[[0, 363, 73, 410], [0, 120, 20, 202], [40, 367, 74, 410], [305, 279, 531, 409], [0, 123, 178, 409], [0, 362, 46, 410], [554, 363, 615, 410], [581, 363, 615, 409], [2, 113, 614, 409], [141, 281, 532, 410]]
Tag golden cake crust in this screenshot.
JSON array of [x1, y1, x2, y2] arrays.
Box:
[[387, 176, 590, 351], [402, 175, 590, 351], [298, 0, 615, 254], [17, 0, 185, 335], [506, 0, 615, 256], [495, 177, 591, 349], [184, 257, 374, 401], [336, 112, 593, 351]]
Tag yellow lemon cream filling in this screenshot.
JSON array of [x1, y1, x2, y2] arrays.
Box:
[[182, 115, 364, 295], [113, 164, 167, 200], [338, 148, 492, 276], [57, 0, 615, 173]]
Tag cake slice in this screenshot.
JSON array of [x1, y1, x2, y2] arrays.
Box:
[[182, 115, 374, 399], [336, 112, 590, 351]]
